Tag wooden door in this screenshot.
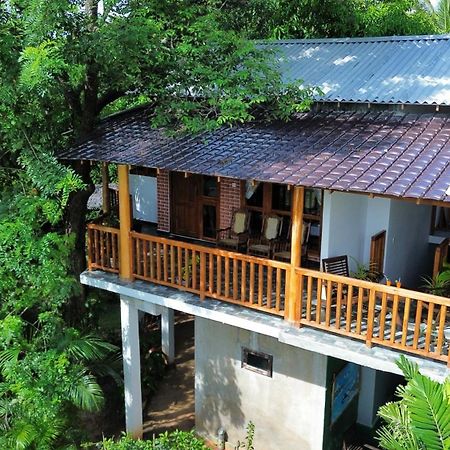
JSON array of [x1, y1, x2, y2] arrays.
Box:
[[171, 173, 200, 237]]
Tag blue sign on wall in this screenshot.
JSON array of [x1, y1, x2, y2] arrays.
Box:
[[331, 363, 360, 425]]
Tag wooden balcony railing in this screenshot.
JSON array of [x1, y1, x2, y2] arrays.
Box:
[[87, 223, 120, 273], [297, 268, 450, 365], [87, 223, 450, 365], [130, 231, 289, 317]]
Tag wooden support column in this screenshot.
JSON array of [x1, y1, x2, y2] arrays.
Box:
[[286, 186, 304, 323], [118, 164, 133, 280], [101, 162, 110, 215]]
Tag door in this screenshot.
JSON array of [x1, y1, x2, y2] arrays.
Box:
[[171, 173, 200, 237]]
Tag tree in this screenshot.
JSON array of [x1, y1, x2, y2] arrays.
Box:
[[216, 0, 437, 39], [377, 355, 450, 450], [0, 156, 120, 448], [0, 0, 316, 320], [423, 0, 450, 32]]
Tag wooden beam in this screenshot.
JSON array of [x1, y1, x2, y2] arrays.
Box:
[[118, 164, 133, 280], [101, 162, 110, 215], [286, 186, 304, 323]]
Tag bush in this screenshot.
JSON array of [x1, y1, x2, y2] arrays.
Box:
[[86, 431, 208, 450]]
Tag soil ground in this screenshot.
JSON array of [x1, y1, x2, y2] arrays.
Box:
[[143, 314, 195, 437]]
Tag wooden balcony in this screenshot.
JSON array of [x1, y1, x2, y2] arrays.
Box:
[[87, 222, 450, 367]]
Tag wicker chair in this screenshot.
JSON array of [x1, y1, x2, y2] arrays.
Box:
[[216, 209, 250, 252], [273, 221, 311, 263], [247, 215, 282, 258]]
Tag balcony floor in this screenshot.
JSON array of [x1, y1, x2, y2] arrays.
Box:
[[81, 270, 449, 382]]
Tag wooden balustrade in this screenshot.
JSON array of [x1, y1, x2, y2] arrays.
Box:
[[130, 231, 289, 316], [295, 267, 450, 365], [87, 223, 120, 273], [86, 223, 450, 365]]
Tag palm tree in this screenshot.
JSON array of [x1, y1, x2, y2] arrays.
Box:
[[422, 0, 450, 32], [377, 355, 450, 450]]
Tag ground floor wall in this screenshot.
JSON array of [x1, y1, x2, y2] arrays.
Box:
[[194, 317, 328, 450]]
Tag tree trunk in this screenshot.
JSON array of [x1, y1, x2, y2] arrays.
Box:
[[63, 0, 100, 323], [65, 161, 94, 323]]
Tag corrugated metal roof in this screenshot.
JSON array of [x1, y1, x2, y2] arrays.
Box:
[[60, 108, 450, 203], [261, 35, 450, 105]]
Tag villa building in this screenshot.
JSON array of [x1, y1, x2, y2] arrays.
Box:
[[61, 35, 450, 449]]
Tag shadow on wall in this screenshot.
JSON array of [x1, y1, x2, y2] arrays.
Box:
[[195, 352, 244, 436]]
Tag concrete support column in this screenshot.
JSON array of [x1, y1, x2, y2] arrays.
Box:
[[161, 307, 175, 364], [120, 296, 143, 438]]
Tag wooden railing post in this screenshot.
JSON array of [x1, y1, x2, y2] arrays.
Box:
[[118, 164, 133, 280], [200, 252, 206, 300], [87, 225, 93, 270], [286, 186, 304, 324], [365, 289, 376, 347], [101, 162, 110, 215]]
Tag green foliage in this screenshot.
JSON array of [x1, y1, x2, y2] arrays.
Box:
[[377, 355, 450, 450], [423, 0, 450, 33], [216, 0, 437, 39], [236, 421, 256, 450], [0, 156, 119, 448], [85, 430, 208, 449], [421, 271, 450, 297]]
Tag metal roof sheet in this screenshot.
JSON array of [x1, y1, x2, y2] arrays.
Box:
[[60, 108, 450, 203], [261, 35, 450, 105]]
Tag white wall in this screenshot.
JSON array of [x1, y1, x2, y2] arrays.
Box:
[[195, 317, 328, 450], [384, 200, 432, 288], [321, 191, 432, 286], [129, 174, 157, 223], [321, 191, 369, 272]]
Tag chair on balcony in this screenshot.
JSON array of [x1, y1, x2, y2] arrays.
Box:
[[322, 255, 349, 277], [273, 221, 311, 263], [216, 209, 250, 252], [321, 255, 351, 306], [247, 215, 282, 258]]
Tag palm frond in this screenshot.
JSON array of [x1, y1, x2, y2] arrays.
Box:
[[63, 334, 118, 363], [402, 374, 450, 450], [377, 402, 421, 450], [0, 348, 21, 371], [10, 422, 38, 450], [396, 355, 420, 381], [67, 368, 104, 412]]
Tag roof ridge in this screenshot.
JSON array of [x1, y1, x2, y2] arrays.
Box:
[[258, 34, 450, 45]]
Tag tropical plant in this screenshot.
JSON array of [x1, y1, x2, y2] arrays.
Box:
[[85, 430, 208, 449], [377, 355, 450, 450], [421, 271, 450, 297]]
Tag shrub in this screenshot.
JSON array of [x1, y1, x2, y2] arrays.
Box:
[[86, 431, 208, 450]]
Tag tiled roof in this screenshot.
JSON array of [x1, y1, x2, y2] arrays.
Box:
[[60, 108, 450, 203], [261, 35, 450, 105]]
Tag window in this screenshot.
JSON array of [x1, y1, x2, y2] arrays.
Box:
[[203, 176, 218, 197], [272, 184, 291, 211], [241, 348, 273, 377], [245, 182, 291, 236]]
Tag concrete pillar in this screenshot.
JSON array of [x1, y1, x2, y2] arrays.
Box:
[[357, 367, 377, 427], [161, 307, 175, 364], [120, 296, 143, 438]]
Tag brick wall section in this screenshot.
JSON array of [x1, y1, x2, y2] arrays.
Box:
[[219, 178, 242, 229], [157, 170, 170, 232]]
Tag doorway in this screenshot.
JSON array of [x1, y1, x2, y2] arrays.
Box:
[[170, 172, 219, 240]]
